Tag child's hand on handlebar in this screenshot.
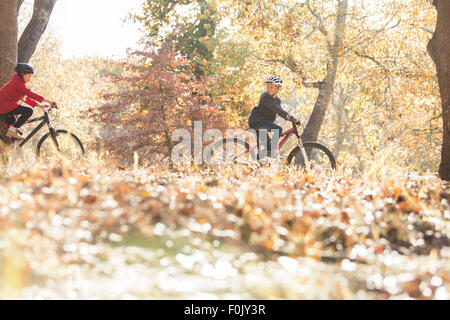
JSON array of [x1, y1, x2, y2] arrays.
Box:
[[48, 100, 58, 108], [292, 117, 301, 125], [43, 98, 58, 108]]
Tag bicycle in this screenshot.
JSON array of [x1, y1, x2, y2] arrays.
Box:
[[205, 120, 336, 173], [0, 105, 85, 162]]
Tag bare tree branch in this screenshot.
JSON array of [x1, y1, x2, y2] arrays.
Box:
[[306, 0, 332, 50], [409, 23, 434, 35], [346, 47, 390, 72], [248, 51, 322, 88], [345, 14, 400, 53]]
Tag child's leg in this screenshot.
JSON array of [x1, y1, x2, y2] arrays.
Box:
[[3, 114, 16, 125], [6, 105, 33, 128], [252, 120, 282, 152]]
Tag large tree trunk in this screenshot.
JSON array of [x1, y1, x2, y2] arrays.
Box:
[[333, 86, 350, 159], [18, 0, 57, 63], [427, 0, 450, 180], [18, 0, 25, 12], [302, 0, 348, 143], [0, 0, 20, 87]]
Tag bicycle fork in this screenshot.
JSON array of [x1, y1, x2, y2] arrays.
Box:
[[46, 112, 60, 152], [292, 122, 312, 174], [296, 137, 312, 174]]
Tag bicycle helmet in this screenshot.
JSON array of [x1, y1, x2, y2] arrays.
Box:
[[265, 76, 283, 86], [15, 63, 34, 78]]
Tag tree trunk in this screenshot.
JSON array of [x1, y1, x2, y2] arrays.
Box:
[[333, 86, 349, 159], [427, 0, 450, 180], [17, 0, 24, 12], [302, 0, 348, 143], [18, 0, 57, 63], [0, 0, 20, 86]]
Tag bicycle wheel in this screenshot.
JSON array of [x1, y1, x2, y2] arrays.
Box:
[[287, 142, 336, 172], [36, 129, 85, 162], [204, 138, 255, 164]]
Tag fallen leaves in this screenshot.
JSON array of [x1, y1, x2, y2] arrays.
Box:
[[0, 163, 448, 299]]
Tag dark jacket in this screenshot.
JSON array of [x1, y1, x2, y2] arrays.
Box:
[[0, 74, 44, 114], [248, 91, 293, 124]]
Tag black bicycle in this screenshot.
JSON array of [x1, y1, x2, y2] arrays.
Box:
[[205, 120, 336, 173], [0, 105, 85, 161]]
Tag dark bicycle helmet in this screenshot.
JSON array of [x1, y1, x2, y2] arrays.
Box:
[[265, 76, 283, 86], [15, 63, 34, 77]]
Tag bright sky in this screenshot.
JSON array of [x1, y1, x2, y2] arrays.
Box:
[[23, 0, 145, 59]]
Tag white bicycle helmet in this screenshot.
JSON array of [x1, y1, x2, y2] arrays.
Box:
[[265, 76, 283, 86]]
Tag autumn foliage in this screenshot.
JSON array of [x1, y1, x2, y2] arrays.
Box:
[[92, 40, 225, 164], [0, 162, 449, 299], [0, 0, 448, 301]]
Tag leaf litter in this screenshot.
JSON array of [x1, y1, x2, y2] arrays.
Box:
[[0, 162, 448, 299]]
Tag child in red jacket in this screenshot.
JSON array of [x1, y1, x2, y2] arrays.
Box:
[[0, 63, 57, 140]]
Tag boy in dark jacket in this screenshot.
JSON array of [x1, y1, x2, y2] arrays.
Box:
[[248, 76, 300, 158]]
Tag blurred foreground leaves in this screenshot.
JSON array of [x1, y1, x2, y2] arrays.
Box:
[[0, 163, 449, 299]]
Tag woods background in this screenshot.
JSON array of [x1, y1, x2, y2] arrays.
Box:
[[0, 0, 449, 300], [0, 0, 445, 176]]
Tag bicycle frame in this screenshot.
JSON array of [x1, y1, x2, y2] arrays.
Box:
[[245, 122, 312, 170], [212, 121, 333, 173], [244, 122, 304, 158], [0, 107, 58, 149]]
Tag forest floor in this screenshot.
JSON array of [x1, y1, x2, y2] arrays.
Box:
[[0, 157, 449, 299]]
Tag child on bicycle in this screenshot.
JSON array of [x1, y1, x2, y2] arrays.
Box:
[[248, 76, 300, 158], [0, 63, 57, 140]]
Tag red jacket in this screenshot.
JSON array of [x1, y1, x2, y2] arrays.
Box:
[[0, 74, 44, 114]]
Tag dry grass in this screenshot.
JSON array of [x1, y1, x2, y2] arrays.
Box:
[[0, 150, 448, 299]]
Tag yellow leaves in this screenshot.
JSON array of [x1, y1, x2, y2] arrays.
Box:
[[20, 212, 32, 223], [141, 190, 151, 197], [1, 148, 449, 300], [292, 218, 311, 237], [273, 175, 284, 182], [429, 248, 438, 261], [392, 187, 403, 200], [391, 185, 422, 212], [119, 185, 131, 193], [264, 238, 274, 250], [80, 176, 90, 183], [197, 185, 207, 193], [0, 250, 30, 299], [397, 199, 421, 212], [372, 227, 380, 242], [304, 174, 314, 184], [305, 247, 322, 261], [242, 203, 252, 216]]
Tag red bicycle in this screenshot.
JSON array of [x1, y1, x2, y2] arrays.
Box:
[[205, 120, 336, 172]]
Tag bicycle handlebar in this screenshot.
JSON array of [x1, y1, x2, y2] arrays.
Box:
[[291, 119, 303, 138], [43, 104, 58, 112]]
